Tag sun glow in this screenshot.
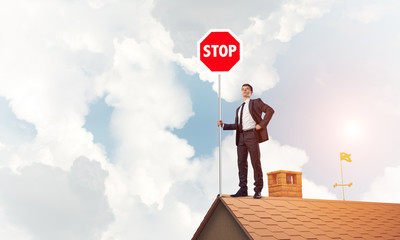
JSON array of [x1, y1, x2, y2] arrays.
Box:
[[345, 121, 362, 139]]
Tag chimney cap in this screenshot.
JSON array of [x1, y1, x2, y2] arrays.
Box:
[[267, 170, 302, 175]]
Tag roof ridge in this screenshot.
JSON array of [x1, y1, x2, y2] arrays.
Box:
[[220, 194, 400, 205]]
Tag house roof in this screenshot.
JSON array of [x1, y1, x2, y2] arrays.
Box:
[[193, 195, 400, 240]]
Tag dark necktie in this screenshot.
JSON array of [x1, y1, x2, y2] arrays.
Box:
[[239, 102, 245, 130]]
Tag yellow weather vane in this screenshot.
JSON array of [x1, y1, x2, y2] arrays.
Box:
[[333, 152, 353, 200]]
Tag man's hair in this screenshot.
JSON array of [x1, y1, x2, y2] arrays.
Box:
[[242, 83, 253, 92]]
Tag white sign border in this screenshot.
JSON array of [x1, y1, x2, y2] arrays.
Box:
[[197, 29, 242, 73]]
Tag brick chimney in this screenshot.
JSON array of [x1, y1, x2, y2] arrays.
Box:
[[267, 170, 302, 198]]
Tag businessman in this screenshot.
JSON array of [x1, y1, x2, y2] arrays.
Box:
[[217, 83, 274, 199]]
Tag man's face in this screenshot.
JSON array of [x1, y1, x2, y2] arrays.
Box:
[[241, 86, 252, 98]]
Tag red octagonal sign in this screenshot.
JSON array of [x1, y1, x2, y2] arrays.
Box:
[[198, 29, 241, 72]]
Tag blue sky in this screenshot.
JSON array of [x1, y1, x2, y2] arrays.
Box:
[[1, 0, 400, 239], [0, 97, 37, 146], [84, 96, 115, 159]]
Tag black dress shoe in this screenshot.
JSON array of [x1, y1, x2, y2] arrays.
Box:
[[253, 192, 262, 199], [230, 189, 248, 197]]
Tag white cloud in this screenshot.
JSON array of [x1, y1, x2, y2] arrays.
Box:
[[271, 0, 333, 42], [261, 138, 309, 171], [348, 3, 386, 24], [373, 84, 400, 117], [0, 157, 113, 240], [101, 185, 205, 240], [99, 35, 197, 208], [0, 207, 32, 240], [361, 165, 400, 203], [0, 1, 111, 170], [302, 177, 337, 200], [1, 0, 201, 238]]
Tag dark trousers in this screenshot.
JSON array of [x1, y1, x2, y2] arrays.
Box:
[[237, 131, 263, 192]]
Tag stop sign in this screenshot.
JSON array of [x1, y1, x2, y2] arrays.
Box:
[[198, 29, 241, 72]]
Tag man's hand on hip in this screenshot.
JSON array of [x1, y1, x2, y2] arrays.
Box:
[[255, 124, 262, 130]]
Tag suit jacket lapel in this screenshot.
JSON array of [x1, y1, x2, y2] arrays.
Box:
[[249, 99, 259, 124], [249, 99, 254, 115]]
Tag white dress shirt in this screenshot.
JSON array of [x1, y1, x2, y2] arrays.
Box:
[[238, 98, 256, 130]]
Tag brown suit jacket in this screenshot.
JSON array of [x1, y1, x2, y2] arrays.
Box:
[[223, 98, 274, 146]]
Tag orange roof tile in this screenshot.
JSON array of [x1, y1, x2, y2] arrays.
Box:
[[193, 195, 400, 239]]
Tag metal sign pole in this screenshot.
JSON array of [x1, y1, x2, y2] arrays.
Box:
[[218, 73, 222, 197]]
